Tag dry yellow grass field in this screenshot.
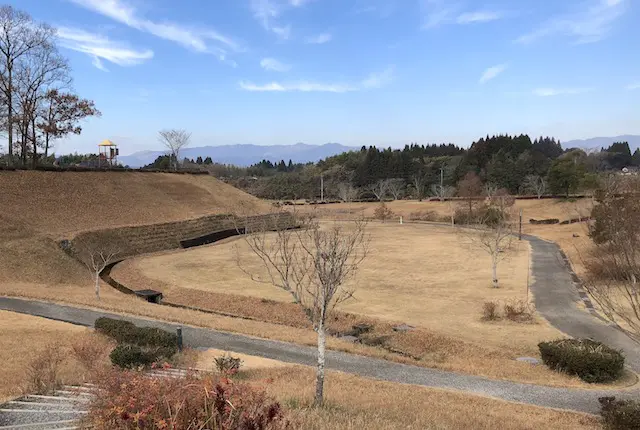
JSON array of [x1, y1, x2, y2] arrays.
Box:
[[0, 310, 112, 402], [106, 222, 636, 388], [126, 223, 549, 350], [245, 366, 601, 430], [185, 348, 602, 429]]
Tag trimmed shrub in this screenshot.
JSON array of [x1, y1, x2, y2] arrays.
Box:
[[109, 344, 155, 369], [95, 318, 177, 353], [538, 339, 624, 383], [600, 396, 640, 430], [87, 370, 292, 429], [529, 218, 560, 225]]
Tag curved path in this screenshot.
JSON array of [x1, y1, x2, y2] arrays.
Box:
[[526, 234, 640, 372], [0, 296, 637, 415], [1, 227, 639, 415]]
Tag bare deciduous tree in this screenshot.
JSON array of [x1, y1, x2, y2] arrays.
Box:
[[461, 201, 514, 288], [580, 178, 640, 341], [158, 129, 191, 171], [387, 178, 405, 201], [0, 6, 52, 164], [237, 210, 368, 406], [337, 182, 359, 203], [79, 244, 119, 301], [523, 175, 547, 199], [431, 184, 456, 226], [484, 182, 498, 199], [366, 179, 391, 202], [412, 173, 427, 201]]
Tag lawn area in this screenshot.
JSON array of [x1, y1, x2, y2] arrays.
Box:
[[195, 349, 601, 430], [107, 222, 630, 388], [126, 223, 547, 350]]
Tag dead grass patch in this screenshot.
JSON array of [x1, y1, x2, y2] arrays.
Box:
[[246, 366, 601, 430], [0, 310, 113, 402]]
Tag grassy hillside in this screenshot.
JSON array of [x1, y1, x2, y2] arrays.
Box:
[[0, 171, 270, 285]]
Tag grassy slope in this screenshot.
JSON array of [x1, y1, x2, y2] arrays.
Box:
[[0, 171, 270, 285]]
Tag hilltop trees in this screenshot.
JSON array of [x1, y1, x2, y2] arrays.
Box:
[[0, 5, 99, 166], [158, 129, 191, 171]]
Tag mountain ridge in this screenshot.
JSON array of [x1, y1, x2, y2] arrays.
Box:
[[119, 135, 640, 168], [119, 143, 359, 168]]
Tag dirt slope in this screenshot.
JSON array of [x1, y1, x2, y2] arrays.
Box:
[[0, 171, 270, 285]]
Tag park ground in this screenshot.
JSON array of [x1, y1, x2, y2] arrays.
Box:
[[0, 310, 601, 430], [0, 172, 625, 427]]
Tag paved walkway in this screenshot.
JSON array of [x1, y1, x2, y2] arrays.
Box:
[[0, 296, 636, 415], [526, 234, 640, 372]]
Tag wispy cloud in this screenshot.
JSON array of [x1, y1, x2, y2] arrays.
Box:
[[479, 64, 507, 84], [516, 0, 627, 45], [457, 11, 503, 24], [57, 26, 153, 71], [306, 32, 332, 44], [239, 81, 355, 93], [627, 82, 640, 90], [260, 57, 291, 72], [68, 0, 242, 63], [421, 0, 505, 29], [239, 66, 395, 93], [289, 0, 313, 6], [533, 87, 593, 97], [250, 0, 295, 40]]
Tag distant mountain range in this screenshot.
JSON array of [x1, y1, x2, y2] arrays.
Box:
[[119, 136, 640, 168], [562, 135, 640, 151], [119, 143, 358, 168]]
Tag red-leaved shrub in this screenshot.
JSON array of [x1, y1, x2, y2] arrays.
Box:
[[86, 369, 291, 429]]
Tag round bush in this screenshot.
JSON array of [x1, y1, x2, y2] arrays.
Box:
[[538, 338, 624, 383]]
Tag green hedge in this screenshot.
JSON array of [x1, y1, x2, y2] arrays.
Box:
[[538, 338, 624, 383], [109, 344, 176, 369], [600, 396, 640, 430], [95, 317, 178, 353]]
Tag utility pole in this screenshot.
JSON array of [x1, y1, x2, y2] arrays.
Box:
[[439, 166, 445, 201], [519, 208, 523, 241], [320, 174, 324, 202]]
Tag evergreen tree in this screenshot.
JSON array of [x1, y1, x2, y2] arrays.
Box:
[[204, 156, 213, 165], [196, 156, 203, 164]]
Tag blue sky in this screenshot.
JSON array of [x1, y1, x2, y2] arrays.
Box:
[[10, 0, 640, 155]]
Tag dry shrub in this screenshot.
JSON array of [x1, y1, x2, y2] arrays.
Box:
[[215, 352, 244, 376], [70, 333, 114, 376], [86, 369, 292, 430], [373, 203, 395, 223], [25, 342, 65, 395], [482, 301, 501, 321], [503, 299, 534, 323]]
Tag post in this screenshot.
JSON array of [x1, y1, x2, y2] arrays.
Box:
[[400, 216, 403, 225], [519, 208, 523, 241], [176, 327, 183, 352]]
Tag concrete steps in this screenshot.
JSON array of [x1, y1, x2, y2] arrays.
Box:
[[0, 369, 194, 429]]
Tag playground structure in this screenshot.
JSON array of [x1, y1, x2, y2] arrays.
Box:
[[98, 139, 119, 167]]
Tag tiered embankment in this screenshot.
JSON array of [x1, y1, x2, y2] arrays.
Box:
[[0, 171, 271, 286]]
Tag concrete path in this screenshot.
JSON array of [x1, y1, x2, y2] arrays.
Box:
[[526, 235, 640, 373], [0, 296, 636, 415]]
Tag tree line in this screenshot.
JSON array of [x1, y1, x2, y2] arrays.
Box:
[[0, 5, 100, 167], [195, 136, 638, 201]]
